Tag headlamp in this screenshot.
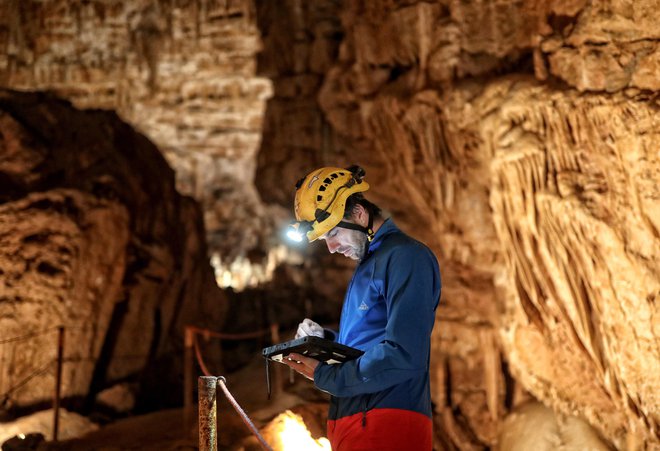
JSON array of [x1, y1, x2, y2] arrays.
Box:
[[286, 227, 304, 242], [286, 221, 313, 243]]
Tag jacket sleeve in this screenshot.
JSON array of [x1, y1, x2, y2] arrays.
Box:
[[314, 243, 440, 397], [323, 328, 337, 341]]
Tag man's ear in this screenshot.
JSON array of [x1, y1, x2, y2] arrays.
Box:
[[352, 203, 368, 226]]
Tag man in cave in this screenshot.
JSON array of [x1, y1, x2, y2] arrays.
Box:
[[282, 165, 442, 451]]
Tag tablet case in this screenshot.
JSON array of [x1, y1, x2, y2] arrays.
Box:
[[262, 336, 364, 398], [262, 336, 364, 364]]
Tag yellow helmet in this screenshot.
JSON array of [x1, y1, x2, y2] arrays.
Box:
[[290, 166, 370, 242]]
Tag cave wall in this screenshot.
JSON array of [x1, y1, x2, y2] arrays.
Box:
[[0, 0, 284, 287], [0, 0, 657, 448], [255, 0, 660, 449], [0, 90, 226, 410], [254, 0, 344, 206], [0, 0, 308, 414], [254, 0, 358, 307]]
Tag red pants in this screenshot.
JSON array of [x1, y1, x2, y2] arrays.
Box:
[[327, 408, 432, 451]]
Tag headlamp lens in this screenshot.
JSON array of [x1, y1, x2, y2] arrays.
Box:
[[286, 227, 304, 242], [286, 221, 312, 243]]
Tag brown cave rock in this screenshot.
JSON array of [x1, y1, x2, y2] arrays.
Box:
[[0, 90, 226, 413]]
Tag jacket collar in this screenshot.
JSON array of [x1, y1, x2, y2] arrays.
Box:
[[362, 218, 398, 259]]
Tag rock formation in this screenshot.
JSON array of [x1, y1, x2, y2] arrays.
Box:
[[258, 0, 659, 448], [0, 0, 283, 289], [0, 0, 659, 449], [497, 402, 610, 451], [0, 90, 225, 411]]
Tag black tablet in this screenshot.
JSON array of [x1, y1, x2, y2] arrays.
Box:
[[262, 336, 364, 365]]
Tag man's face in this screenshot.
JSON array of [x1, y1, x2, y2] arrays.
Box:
[[320, 220, 367, 261]]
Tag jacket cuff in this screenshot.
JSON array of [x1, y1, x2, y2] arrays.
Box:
[[313, 361, 328, 384], [323, 329, 336, 341]]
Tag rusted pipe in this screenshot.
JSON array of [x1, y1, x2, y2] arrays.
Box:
[[198, 376, 218, 451], [52, 326, 64, 441]]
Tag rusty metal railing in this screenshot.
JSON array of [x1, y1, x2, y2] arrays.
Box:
[[0, 326, 65, 441], [198, 375, 273, 451], [183, 323, 283, 433]]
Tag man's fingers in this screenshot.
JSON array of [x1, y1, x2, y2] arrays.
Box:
[[280, 358, 300, 371], [280, 352, 320, 381], [287, 353, 311, 364], [282, 354, 315, 380], [284, 353, 314, 369]]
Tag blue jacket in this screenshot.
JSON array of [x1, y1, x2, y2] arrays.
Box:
[[314, 219, 441, 420]]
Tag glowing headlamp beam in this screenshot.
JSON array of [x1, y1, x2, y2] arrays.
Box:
[[286, 228, 304, 242]]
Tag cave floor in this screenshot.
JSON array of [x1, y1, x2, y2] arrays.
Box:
[[41, 356, 329, 450]]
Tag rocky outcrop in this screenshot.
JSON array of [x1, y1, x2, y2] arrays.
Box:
[[0, 408, 98, 443], [0, 90, 225, 410], [300, 0, 659, 448], [497, 402, 610, 451], [538, 1, 660, 92], [447, 78, 659, 448], [0, 0, 281, 288], [254, 0, 355, 307], [255, 0, 344, 206]]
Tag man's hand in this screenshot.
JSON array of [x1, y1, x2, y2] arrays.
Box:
[[295, 318, 324, 339], [281, 353, 319, 380]]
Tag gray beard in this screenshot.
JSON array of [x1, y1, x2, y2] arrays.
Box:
[[353, 233, 368, 261]]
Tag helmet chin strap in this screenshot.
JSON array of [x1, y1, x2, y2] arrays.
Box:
[[336, 220, 374, 240], [337, 204, 375, 238], [336, 205, 375, 260]]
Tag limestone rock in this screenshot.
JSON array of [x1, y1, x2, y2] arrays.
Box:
[[482, 78, 660, 448], [0, 408, 98, 443], [540, 1, 660, 91], [95, 383, 137, 414], [0, 0, 277, 284], [497, 402, 610, 451], [310, 1, 660, 448], [0, 189, 129, 405], [255, 0, 344, 206], [0, 90, 226, 409], [317, 72, 659, 447]]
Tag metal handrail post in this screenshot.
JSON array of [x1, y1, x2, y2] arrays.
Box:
[[198, 376, 218, 451], [53, 326, 64, 441]]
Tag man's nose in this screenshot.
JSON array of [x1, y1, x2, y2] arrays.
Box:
[[326, 239, 340, 254]]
